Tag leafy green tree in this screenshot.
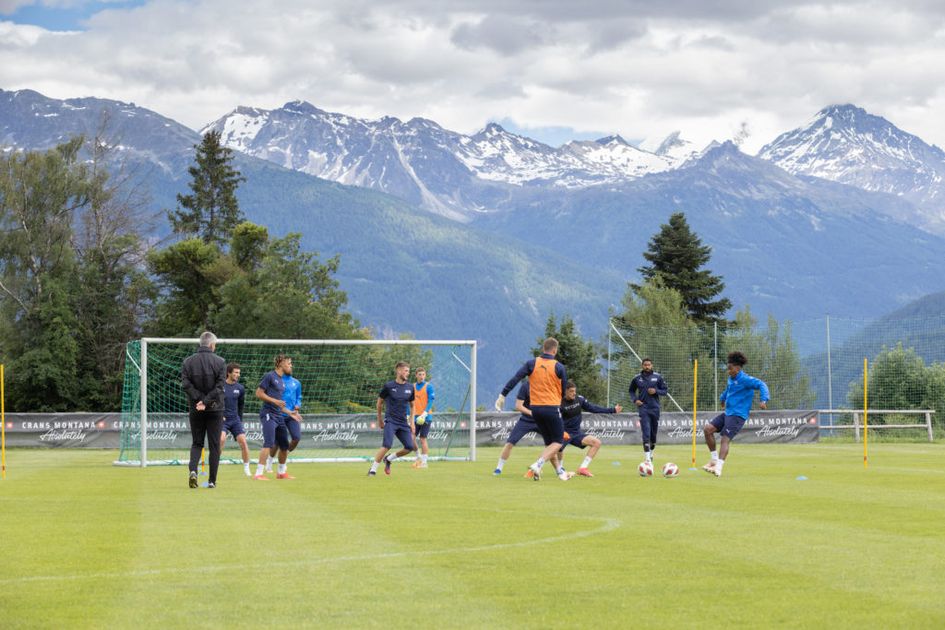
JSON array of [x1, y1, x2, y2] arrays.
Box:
[[533, 314, 606, 403], [148, 238, 233, 335], [0, 139, 87, 410], [722, 307, 815, 409], [72, 134, 155, 410], [632, 212, 731, 324], [848, 343, 945, 429], [169, 130, 245, 245]]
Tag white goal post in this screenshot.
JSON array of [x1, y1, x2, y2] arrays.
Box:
[[118, 337, 477, 467]]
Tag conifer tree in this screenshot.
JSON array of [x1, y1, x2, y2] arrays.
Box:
[[632, 212, 731, 323], [169, 130, 245, 245]]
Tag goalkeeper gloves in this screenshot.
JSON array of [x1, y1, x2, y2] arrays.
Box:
[[416, 411, 428, 425], [494, 394, 506, 411]]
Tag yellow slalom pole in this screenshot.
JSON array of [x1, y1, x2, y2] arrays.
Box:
[[863, 358, 869, 469], [1, 364, 6, 480], [691, 359, 698, 467], [200, 448, 206, 475]]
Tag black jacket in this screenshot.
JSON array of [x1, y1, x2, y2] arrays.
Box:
[[181, 346, 226, 411]]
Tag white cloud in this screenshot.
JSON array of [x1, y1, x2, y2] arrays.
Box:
[[1, 0, 945, 154]]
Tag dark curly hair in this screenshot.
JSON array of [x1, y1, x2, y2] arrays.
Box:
[[727, 351, 747, 367]]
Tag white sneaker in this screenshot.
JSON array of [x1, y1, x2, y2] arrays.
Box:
[[713, 465, 723, 477], [702, 461, 717, 473], [528, 464, 542, 481], [558, 471, 574, 481], [417, 461, 428, 469]]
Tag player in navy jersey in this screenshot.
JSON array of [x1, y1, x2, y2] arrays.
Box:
[[629, 358, 668, 465], [559, 381, 621, 477], [219, 363, 251, 476], [253, 354, 289, 480], [369, 361, 416, 476], [492, 381, 568, 476]]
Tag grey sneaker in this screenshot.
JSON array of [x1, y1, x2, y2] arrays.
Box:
[[189, 471, 198, 488]]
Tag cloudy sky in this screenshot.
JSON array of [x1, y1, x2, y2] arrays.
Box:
[[2, 0, 945, 152]]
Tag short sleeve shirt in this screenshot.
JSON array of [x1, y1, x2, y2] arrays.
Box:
[[379, 380, 415, 425]]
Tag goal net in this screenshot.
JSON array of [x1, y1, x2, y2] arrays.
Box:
[[117, 338, 477, 466]]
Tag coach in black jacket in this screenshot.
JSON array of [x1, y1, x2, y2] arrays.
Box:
[[182, 331, 226, 488]]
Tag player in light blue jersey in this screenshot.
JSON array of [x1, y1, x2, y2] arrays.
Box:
[[703, 351, 770, 477], [267, 365, 302, 479]]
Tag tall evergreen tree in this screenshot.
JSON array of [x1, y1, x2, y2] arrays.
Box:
[[632, 212, 731, 323], [169, 130, 245, 245]]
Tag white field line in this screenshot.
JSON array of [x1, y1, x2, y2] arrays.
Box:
[[1, 514, 620, 585]]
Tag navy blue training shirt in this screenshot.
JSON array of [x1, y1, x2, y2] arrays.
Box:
[[379, 380, 415, 425]]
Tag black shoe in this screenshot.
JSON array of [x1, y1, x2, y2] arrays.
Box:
[[207, 481, 215, 489], [189, 471, 198, 488], [367, 470, 376, 476]]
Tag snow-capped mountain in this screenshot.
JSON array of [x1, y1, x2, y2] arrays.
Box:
[[203, 101, 693, 217], [758, 104, 945, 233]]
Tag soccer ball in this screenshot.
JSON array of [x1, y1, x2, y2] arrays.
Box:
[[638, 461, 654, 477], [662, 462, 679, 478]]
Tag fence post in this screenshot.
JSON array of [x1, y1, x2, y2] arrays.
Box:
[[926, 411, 934, 443], [713, 321, 719, 412], [853, 412, 860, 443], [607, 321, 612, 407]]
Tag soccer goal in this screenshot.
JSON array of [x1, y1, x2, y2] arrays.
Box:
[[116, 338, 477, 466]]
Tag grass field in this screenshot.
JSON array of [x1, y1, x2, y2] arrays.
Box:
[[1, 444, 944, 629]]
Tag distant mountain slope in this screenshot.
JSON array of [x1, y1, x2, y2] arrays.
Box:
[[474, 142, 945, 321], [758, 104, 945, 233]]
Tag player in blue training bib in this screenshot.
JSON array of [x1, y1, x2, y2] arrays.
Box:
[[219, 362, 251, 476], [368, 361, 416, 476], [703, 351, 770, 477]]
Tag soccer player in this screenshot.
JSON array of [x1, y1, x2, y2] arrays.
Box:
[[220, 362, 252, 477], [493, 380, 567, 477], [253, 354, 290, 480], [411, 367, 435, 469], [266, 358, 303, 477], [628, 358, 668, 465], [559, 381, 621, 477], [494, 337, 569, 481], [703, 351, 770, 477], [369, 361, 416, 476]]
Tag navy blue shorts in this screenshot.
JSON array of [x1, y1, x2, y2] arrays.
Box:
[[261, 412, 290, 450], [507, 417, 539, 445], [414, 418, 431, 439], [531, 405, 565, 445], [561, 430, 589, 449], [222, 417, 245, 438], [710, 413, 747, 439], [382, 422, 415, 450], [285, 417, 301, 442]]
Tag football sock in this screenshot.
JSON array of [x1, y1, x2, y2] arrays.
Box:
[[370, 461, 379, 472], [255, 464, 265, 476], [710, 451, 719, 462], [388, 454, 399, 463], [535, 457, 545, 469], [496, 457, 507, 471], [717, 459, 725, 470], [278, 463, 286, 474], [581, 456, 593, 469], [421, 454, 428, 463], [243, 463, 251, 473], [557, 466, 566, 474]]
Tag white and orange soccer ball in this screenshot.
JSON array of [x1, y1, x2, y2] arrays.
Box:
[[638, 461, 654, 477], [662, 462, 679, 478]]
